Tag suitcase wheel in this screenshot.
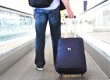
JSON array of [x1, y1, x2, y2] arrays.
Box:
[[81, 74, 83, 78], [58, 74, 62, 80]]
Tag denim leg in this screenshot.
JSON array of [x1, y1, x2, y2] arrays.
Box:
[[48, 7, 61, 64], [34, 9, 48, 68]]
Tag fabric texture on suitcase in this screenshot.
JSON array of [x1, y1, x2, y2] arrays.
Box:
[[55, 37, 87, 74]]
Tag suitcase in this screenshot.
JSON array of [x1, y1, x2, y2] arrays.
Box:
[[55, 17, 87, 77]]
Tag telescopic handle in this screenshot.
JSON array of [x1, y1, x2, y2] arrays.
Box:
[[64, 15, 76, 38]]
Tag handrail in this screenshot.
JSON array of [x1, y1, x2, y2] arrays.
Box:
[[86, 0, 108, 12], [77, 0, 109, 17], [0, 5, 33, 16]]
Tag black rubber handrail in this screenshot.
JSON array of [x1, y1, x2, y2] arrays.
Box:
[[0, 5, 33, 16], [78, 0, 109, 16]]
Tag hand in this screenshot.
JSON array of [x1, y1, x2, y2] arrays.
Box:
[[66, 9, 74, 18], [65, 12, 76, 19]]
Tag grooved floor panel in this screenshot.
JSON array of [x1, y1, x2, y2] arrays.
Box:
[[0, 35, 109, 80]]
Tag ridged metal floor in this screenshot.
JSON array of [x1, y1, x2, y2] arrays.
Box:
[[0, 34, 110, 80]]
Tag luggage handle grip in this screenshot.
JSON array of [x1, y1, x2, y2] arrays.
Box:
[[65, 15, 76, 18]]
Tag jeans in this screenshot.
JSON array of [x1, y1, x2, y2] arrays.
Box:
[[34, 6, 61, 68]]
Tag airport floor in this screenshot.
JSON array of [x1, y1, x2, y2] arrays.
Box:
[[0, 34, 110, 80]]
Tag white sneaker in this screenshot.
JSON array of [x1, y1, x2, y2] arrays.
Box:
[[36, 67, 43, 71]]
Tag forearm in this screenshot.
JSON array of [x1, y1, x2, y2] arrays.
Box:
[[61, 0, 71, 10], [61, 0, 74, 18]]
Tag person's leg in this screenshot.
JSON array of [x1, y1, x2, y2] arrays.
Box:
[[48, 6, 61, 64], [34, 9, 48, 68]]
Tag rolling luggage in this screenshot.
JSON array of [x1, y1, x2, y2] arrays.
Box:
[[55, 17, 87, 77]]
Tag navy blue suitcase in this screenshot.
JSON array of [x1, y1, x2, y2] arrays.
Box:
[[55, 37, 87, 76]]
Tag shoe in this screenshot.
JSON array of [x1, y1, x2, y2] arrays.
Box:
[[36, 67, 43, 71]]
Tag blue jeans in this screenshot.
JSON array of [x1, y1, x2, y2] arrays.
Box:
[[34, 6, 61, 68]]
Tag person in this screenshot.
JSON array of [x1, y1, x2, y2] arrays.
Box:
[[34, 0, 74, 71]]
